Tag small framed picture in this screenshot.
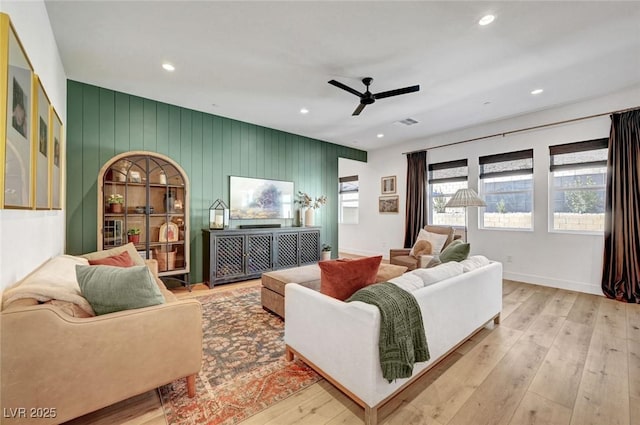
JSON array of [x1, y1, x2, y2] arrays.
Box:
[[50, 107, 63, 209], [379, 195, 399, 214], [381, 176, 396, 194], [35, 76, 51, 209]]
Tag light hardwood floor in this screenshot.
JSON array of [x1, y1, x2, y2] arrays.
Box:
[[66, 279, 640, 425]]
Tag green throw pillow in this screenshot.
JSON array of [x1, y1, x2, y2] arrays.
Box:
[[76, 265, 164, 315], [439, 240, 470, 263]]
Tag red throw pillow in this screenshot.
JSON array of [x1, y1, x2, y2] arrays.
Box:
[[319, 256, 383, 301], [88, 250, 135, 267]]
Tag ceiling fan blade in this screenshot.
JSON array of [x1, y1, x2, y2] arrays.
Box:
[[374, 85, 420, 100], [352, 103, 366, 116], [328, 80, 363, 97]]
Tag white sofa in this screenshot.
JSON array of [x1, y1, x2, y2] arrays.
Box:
[[284, 261, 502, 425]]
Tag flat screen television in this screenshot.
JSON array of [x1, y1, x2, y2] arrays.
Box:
[[230, 176, 294, 219]]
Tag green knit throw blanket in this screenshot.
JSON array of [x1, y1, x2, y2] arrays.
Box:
[[347, 282, 429, 382]]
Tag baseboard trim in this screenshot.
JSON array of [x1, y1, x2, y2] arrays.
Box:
[[337, 252, 604, 296], [503, 271, 603, 296]]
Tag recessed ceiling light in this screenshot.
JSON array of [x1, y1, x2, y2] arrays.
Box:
[[300, 108, 309, 114], [531, 88, 544, 95], [377, 133, 384, 138], [479, 15, 495, 26], [162, 63, 175, 72]]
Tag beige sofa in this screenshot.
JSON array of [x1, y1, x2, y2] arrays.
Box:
[[1, 257, 202, 425]]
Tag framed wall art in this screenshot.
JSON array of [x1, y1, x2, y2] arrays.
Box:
[[1, 13, 35, 209], [50, 107, 63, 210], [381, 175, 396, 194], [379, 195, 399, 213], [35, 76, 51, 209]]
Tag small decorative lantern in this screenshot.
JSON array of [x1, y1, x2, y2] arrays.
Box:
[[209, 199, 229, 230]]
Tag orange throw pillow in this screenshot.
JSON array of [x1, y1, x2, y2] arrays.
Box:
[[88, 250, 135, 267], [319, 256, 383, 301]]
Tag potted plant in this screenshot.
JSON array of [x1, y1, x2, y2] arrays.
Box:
[[321, 243, 331, 261], [107, 193, 124, 213], [127, 228, 141, 244], [296, 191, 327, 227]]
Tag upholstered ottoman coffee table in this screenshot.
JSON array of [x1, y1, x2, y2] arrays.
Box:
[[261, 262, 407, 319]]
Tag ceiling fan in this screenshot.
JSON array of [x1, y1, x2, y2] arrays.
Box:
[[328, 77, 420, 116]]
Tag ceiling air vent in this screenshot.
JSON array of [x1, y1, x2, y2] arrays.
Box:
[[396, 118, 419, 126]]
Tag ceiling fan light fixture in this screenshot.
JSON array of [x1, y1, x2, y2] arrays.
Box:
[[300, 108, 309, 114], [162, 62, 175, 72], [377, 133, 384, 138], [479, 14, 495, 26]]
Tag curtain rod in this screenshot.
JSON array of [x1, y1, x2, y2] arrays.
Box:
[[401, 105, 640, 155]]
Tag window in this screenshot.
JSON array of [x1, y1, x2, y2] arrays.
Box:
[[428, 159, 468, 226], [549, 138, 607, 233], [339, 175, 359, 224], [479, 149, 534, 229]]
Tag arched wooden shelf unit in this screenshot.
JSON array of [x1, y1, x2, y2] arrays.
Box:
[[97, 151, 190, 279]]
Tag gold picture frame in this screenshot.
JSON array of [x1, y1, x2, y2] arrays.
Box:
[[379, 195, 399, 213], [34, 76, 51, 209], [50, 107, 63, 210], [381, 175, 396, 194], [1, 13, 35, 209]]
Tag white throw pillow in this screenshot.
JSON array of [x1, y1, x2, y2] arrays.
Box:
[[409, 229, 449, 256], [412, 262, 464, 286], [388, 273, 424, 292], [460, 255, 491, 272]]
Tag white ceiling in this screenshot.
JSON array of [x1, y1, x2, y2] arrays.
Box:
[[44, 1, 640, 151]]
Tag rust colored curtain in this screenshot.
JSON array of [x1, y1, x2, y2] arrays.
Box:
[[602, 109, 640, 302], [404, 151, 427, 248]]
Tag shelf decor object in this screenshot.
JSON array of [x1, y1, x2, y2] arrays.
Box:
[[159, 221, 179, 242], [209, 199, 229, 230], [1, 13, 35, 209], [97, 151, 190, 279]]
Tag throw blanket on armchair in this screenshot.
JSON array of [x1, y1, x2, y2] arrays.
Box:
[[347, 282, 429, 382]]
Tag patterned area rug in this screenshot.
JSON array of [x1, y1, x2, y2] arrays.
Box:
[[160, 286, 321, 424]]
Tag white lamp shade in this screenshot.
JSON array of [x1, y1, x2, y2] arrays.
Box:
[[444, 188, 486, 208]]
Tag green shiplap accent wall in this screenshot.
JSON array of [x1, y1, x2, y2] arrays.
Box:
[[66, 80, 367, 283]]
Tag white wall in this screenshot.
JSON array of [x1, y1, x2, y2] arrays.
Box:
[[340, 85, 640, 295], [0, 1, 67, 289]]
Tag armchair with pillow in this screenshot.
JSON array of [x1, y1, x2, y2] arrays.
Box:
[[389, 225, 462, 270], [1, 243, 203, 425]]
